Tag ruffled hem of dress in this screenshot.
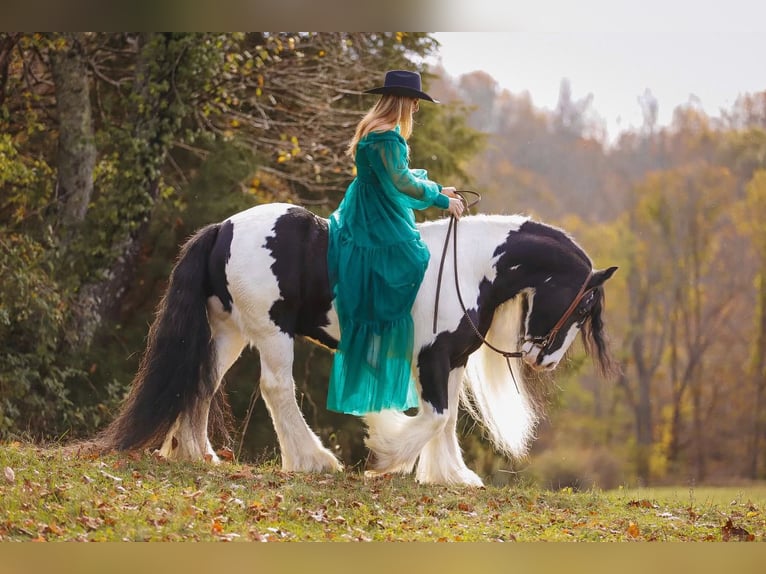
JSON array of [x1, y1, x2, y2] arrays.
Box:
[[327, 314, 419, 414]]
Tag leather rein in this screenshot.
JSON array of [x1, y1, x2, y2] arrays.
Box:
[[432, 191, 594, 377]]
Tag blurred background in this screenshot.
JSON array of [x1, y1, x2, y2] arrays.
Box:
[[1, 28, 764, 490]]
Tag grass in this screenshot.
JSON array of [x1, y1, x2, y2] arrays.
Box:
[[1, 441, 765, 542]]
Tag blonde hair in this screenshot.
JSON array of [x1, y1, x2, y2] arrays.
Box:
[[346, 95, 417, 158]]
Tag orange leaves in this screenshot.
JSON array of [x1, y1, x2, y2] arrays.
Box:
[[217, 447, 235, 462], [722, 518, 755, 542], [211, 517, 226, 534], [211, 516, 241, 541], [77, 514, 104, 532], [39, 522, 64, 537]]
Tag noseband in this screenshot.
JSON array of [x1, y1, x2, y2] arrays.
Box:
[[433, 194, 594, 368], [524, 271, 594, 358]]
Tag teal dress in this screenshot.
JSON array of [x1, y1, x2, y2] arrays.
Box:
[[327, 127, 450, 415]]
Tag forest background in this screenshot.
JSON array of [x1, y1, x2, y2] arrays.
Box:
[[1, 32, 765, 490]]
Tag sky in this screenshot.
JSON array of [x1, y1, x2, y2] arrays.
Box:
[[429, 1, 765, 141]]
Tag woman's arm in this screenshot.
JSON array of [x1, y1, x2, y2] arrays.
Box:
[[369, 137, 450, 210]]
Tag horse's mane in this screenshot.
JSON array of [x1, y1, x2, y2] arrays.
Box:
[[460, 296, 541, 459]]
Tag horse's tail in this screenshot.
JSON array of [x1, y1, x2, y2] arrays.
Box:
[[96, 223, 224, 452], [460, 298, 541, 459]]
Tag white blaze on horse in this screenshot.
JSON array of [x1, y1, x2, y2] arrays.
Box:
[[96, 202, 617, 487]]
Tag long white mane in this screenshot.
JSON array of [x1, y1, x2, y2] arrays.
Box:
[[461, 297, 538, 458]]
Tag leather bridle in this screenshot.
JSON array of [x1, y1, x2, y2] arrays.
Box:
[[523, 271, 594, 361]]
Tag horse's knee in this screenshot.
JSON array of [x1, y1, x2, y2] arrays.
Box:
[[421, 404, 450, 432], [258, 347, 295, 393]]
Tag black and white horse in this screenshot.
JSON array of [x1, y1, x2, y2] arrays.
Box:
[[97, 202, 617, 487]]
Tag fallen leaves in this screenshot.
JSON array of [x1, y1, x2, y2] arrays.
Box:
[[98, 470, 123, 483], [3, 444, 766, 542], [211, 517, 226, 534], [77, 514, 104, 531], [721, 518, 754, 542], [217, 447, 235, 462]]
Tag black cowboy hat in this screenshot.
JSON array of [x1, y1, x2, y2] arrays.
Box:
[[364, 70, 439, 103]]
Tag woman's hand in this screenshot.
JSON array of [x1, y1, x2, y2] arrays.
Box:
[[447, 196, 465, 218], [442, 186, 458, 198]]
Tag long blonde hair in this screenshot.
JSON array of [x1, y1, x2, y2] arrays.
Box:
[[346, 95, 416, 158]]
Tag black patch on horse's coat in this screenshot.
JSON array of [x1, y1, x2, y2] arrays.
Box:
[[418, 316, 485, 414], [512, 221, 591, 267], [418, 279, 496, 413], [207, 219, 234, 311], [265, 207, 337, 348]]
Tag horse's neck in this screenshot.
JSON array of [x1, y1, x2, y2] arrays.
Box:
[[416, 215, 527, 344], [419, 214, 527, 271]]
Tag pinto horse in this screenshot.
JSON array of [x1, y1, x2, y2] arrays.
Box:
[[97, 202, 617, 486]]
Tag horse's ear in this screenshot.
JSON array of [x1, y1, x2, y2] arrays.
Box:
[[589, 266, 618, 288]]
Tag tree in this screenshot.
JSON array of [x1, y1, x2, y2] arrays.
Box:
[[48, 33, 96, 230], [553, 78, 599, 140], [618, 205, 666, 483], [741, 170, 766, 477], [638, 88, 659, 136], [625, 164, 740, 482]]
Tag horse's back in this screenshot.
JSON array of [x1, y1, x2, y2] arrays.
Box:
[[219, 203, 337, 346]]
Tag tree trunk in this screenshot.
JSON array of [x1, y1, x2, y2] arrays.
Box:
[[0, 33, 20, 106], [667, 304, 682, 464], [630, 334, 654, 484], [68, 33, 178, 348], [49, 33, 96, 229], [623, 215, 659, 485], [692, 384, 706, 482], [753, 373, 765, 478], [751, 273, 766, 478]]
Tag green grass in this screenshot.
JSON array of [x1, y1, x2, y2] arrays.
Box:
[[1, 442, 764, 542]]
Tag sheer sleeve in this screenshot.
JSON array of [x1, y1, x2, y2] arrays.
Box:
[[367, 136, 450, 210], [410, 168, 429, 180]]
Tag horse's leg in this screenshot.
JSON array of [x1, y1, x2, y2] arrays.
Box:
[[364, 404, 449, 477], [257, 330, 343, 472], [415, 367, 484, 487], [158, 301, 246, 462]]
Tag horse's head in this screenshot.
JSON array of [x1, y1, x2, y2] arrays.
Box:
[[485, 218, 618, 374], [520, 266, 618, 373]]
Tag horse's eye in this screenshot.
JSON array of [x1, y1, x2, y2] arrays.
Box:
[[575, 300, 592, 325]]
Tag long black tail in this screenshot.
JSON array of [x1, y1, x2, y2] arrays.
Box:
[[97, 223, 223, 451]]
